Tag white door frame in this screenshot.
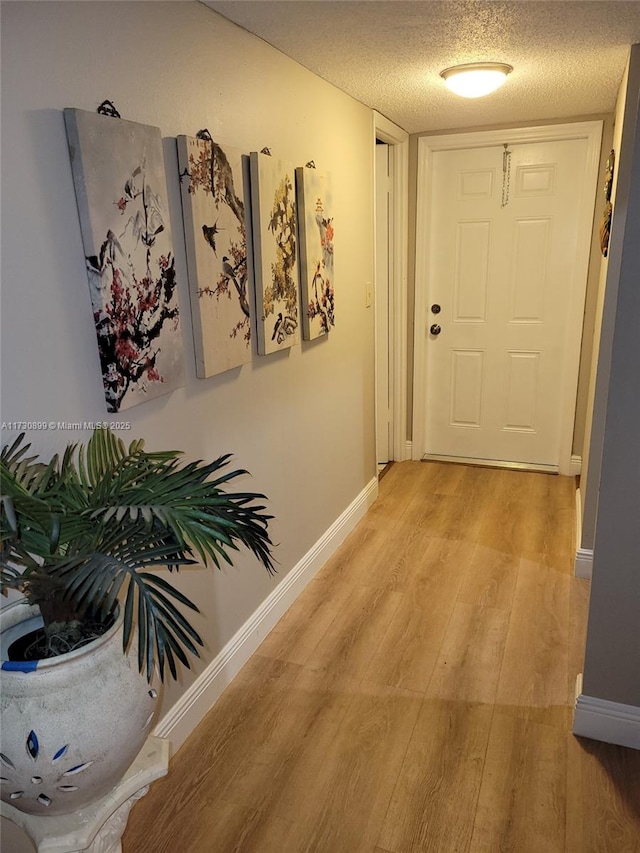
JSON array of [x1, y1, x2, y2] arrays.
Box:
[[374, 111, 410, 461], [412, 121, 603, 474], [375, 142, 392, 465]]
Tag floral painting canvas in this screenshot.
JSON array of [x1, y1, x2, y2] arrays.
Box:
[[64, 109, 184, 413], [177, 135, 251, 377], [296, 167, 335, 339], [249, 152, 299, 354]]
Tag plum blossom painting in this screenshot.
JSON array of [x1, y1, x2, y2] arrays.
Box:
[[177, 135, 251, 377], [64, 109, 184, 412], [249, 152, 300, 355], [296, 167, 335, 340]]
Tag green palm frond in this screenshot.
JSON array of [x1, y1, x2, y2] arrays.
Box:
[[0, 428, 275, 681]]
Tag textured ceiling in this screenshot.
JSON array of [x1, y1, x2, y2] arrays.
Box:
[[203, 1, 640, 133]]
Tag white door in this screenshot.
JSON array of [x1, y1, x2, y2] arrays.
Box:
[[375, 143, 391, 465], [421, 136, 595, 470]]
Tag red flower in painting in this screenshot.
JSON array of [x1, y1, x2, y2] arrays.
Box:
[[114, 197, 128, 214], [93, 252, 178, 412], [145, 359, 162, 382], [115, 337, 138, 363]]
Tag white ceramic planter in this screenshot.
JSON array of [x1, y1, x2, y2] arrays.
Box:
[[0, 600, 161, 816]]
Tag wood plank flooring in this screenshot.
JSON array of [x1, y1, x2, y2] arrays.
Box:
[[123, 462, 640, 853]]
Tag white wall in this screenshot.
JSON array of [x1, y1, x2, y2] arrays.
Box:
[[0, 0, 376, 723]]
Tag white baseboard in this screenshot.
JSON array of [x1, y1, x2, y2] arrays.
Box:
[[574, 547, 593, 579], [570, 454, 582, 476], [404, 440, 413, 461], [573, 487, 592, 578], [154, 476, 379, 753], [573, 674, 640, 749]]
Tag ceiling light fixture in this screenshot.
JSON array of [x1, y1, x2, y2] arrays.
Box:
[[440, 62, 513, 98]]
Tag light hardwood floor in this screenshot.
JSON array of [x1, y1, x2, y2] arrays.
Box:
[[124, 462, 640, 853]]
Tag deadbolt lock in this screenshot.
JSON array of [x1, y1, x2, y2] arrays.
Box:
[[430, 324, 441, 336], [431, 304, 441, 314]]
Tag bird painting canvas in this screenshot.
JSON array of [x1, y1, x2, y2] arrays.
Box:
[[64, 108, 185, 412], [177, 135, 252, 377], [249, 152, 300, 355], [296, 167, 335, 340]]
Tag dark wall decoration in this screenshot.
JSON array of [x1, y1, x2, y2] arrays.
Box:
[[296, 167, 335, 340], [249, 152, 300, 354], [599, 148, 615, 258], [178, 134, 252, 377], [64, 109, 184, 412]]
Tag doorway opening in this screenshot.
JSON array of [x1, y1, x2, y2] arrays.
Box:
[[373, 112, 409, 470]]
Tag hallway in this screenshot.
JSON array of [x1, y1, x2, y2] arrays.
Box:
[[124, 462, 640, 852]]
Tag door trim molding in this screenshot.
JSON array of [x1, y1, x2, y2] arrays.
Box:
[[412, 121, 603, 473], [374, 112, 409, 461]]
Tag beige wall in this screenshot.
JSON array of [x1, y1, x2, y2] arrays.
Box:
[[0, 0, 376, 720], [580, 63, 630, 550], [407, 114, 612, 455], [574, 119, 614, 457]]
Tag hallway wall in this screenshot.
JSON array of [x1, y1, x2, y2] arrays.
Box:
[[580, 61, 631, 550], [0, 0, 376, 721], [582, 44, 640, 710]]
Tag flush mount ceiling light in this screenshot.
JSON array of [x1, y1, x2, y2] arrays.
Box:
[[440, 62, 513, 98]]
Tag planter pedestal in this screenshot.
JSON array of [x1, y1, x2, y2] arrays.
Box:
[[0, 737, 168, 853]]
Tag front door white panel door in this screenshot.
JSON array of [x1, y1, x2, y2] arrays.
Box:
[[423, 136, 594, 469]]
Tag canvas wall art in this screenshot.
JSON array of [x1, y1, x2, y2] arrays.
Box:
[[249, 152, 300, 354], [64, 109, 184, 413], [178, 135, 251, 377], [296, 167, 335, 340]]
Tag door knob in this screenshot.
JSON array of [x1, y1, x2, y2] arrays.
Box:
[[430, 324, 441, 336]]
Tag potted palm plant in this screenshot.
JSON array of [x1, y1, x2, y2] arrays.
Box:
[[0, 427, 274, 815]]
